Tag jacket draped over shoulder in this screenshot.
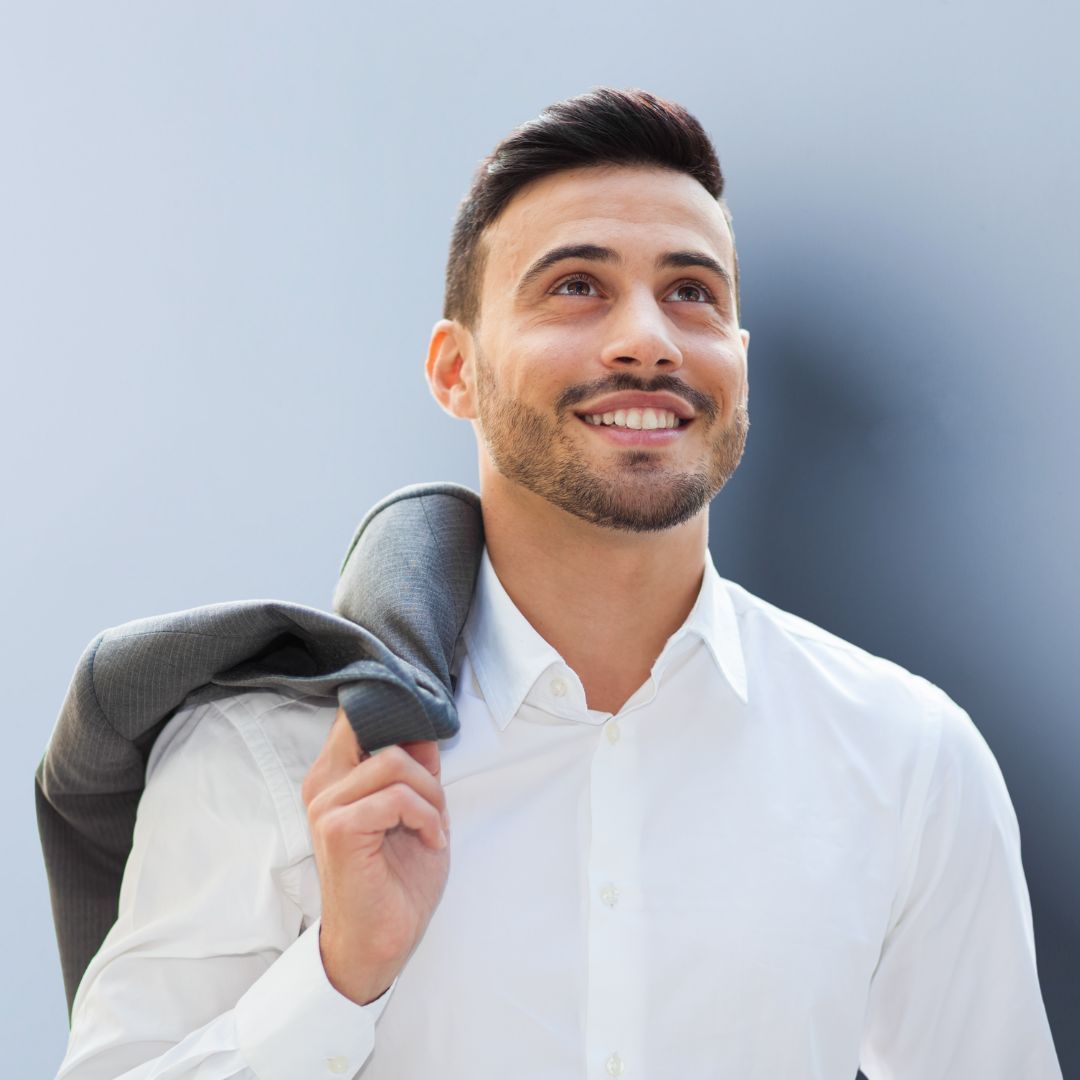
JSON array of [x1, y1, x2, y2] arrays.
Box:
[[35, 482, 484, 1012]]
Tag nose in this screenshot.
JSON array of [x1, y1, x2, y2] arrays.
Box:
[[599, 289, 684, 372]]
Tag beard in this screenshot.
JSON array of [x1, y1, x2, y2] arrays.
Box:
[[474, 356, 749, 534]]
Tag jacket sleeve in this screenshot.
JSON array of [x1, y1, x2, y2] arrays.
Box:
[[858, 690, 1062, 1078], [56, 695, 395, 1080]]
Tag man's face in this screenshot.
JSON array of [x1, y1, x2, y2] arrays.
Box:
[[459, 164, 749, 533]]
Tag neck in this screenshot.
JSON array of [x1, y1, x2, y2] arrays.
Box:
[[479, 471, 709, 714]]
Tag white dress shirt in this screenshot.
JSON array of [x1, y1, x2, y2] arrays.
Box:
[[57, 548, 1062, 1079]]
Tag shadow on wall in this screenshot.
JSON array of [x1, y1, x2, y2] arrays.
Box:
[[709, 283, 1077, 1072]]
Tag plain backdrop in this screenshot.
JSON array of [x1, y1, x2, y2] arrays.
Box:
[[3, 3, 1076, 1076]]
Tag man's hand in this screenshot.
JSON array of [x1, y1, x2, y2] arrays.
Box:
[[301, 707, 451, 1006]]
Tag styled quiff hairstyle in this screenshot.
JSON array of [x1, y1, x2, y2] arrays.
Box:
[[443, 86, 738, 332]]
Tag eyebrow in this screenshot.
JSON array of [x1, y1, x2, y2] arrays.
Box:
[[514, 242, 734, 301]]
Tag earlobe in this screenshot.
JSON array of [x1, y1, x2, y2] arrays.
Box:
[[426, 319, 478, 420]]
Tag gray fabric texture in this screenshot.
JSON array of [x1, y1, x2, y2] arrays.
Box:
[[35, 482, 483, 1014]]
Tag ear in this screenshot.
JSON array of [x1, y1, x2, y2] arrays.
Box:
[[426, 319, 478, 420]]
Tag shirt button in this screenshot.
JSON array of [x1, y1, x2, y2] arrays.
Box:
[[550, 677, 568, 697], [605, 1052, 625, 1076], [605, 721, 621, 744], [326, 1057, 350, 1075], [600, 883, 620, 906]]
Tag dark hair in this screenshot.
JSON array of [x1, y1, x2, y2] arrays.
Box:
[[443, 86, 737, 330]]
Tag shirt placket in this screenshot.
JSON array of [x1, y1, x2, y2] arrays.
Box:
[[585, 713, 646, 1078]]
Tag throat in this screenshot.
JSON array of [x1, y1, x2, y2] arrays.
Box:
[[579, 667, 654, 715]]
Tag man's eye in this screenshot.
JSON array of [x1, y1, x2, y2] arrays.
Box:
[[552, 274, 600, 298], [664, 280, 715, 304]]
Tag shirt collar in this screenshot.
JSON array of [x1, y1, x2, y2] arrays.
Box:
[[462, 545, 749, 730]]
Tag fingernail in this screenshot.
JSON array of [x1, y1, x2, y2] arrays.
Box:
[[441, 808, 451, 830], [437, 829, 448, 849]]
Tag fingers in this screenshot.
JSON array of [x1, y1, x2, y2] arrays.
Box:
[[307, 741, 448, 830], [397, 739, 441, 778], [322, 782, 449, 852], [301, 708, 366, 806]]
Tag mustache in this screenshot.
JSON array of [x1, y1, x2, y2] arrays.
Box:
[[555, 372, 719, 423]]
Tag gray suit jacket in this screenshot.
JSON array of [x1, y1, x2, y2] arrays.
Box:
[[35, 482, 484, 1013]]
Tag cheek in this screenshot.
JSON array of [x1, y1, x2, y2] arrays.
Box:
[[494, 334, 581, 400], [703, 343, 748, 402]]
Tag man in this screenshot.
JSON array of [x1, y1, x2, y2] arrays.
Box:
[[57, 87, 1061, 1078]]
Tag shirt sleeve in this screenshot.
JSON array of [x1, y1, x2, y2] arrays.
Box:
[[858, 689, 1063, 1079], [56, 695, 396, 1080]]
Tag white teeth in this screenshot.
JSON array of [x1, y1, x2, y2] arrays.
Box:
[[581, 407, 682, 429]]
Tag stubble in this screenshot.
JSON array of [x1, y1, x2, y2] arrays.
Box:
[[474, 355, 749, 533]]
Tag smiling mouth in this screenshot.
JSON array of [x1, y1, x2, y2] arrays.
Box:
[[572, 414, 691, 449], [573, 407, 691, 431]]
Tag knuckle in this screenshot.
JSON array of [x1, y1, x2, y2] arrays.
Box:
[[305, 776, 340, 819], [320, 805, 353, 845], [367, 745, 410, 785], [306, 788, 329, 822], [300, 766, 322, 810], [378, 744, 411, 770], [384, 780, 416, 808]]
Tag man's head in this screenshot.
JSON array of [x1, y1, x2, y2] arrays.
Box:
[[427, 87, 749, 534]]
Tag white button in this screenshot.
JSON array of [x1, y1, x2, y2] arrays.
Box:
[[605, 1052, 625, 1076], [326, 1057, 350, 1075], [605, 721, 621, 744], [550, 677, 567, 697], [599, 882, 620, 906]]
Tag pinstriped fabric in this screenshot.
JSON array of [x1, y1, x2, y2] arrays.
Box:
[[35, 483, 483, 1013]]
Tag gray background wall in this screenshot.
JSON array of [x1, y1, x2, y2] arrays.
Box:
[[3, 2, 1075, 1075]]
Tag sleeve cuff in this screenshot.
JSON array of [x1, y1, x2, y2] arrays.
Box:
[[235, 918, 396, 1079]]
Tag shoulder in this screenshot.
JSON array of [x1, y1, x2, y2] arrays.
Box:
[[148, 686, 336, 777], [721, 576, 951, 722], [144, 686, 339, 862], [718, 577, 1012, 855], [715, 576, 981, 804]]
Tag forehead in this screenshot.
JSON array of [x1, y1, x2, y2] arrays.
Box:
[[480, 164, 734, 295]]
